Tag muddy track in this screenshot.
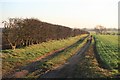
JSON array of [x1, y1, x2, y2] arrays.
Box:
[[3, 35, 89, 78], [40, 40, 91, 78]]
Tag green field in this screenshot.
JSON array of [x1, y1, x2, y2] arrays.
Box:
[[95, 35, 119, 70]]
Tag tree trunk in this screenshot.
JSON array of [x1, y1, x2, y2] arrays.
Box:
[[12, 45, 16, 50], [7, 38, 16, 50], [25, 40, 28, 46]]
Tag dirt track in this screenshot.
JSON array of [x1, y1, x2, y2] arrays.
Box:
[[40, 41, 91, 78]]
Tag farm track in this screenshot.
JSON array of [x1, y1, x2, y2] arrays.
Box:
[[40, 40, 91, 78], [3, 35, 89, 78]]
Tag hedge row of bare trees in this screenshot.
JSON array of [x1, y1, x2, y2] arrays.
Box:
[[2, 18, 89, 50], [94, 25, 107, 34]]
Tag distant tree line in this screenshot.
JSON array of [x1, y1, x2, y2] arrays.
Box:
[[94, 25, 119, 35], [94, 25, 107, 34], [2, 18, 89, 50]]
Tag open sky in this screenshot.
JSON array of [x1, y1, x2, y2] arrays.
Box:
[[0, 0, 119, 29]]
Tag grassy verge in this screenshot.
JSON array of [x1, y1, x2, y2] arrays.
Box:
[[26, 35, 88, 78], [2, 34, 88, 76]]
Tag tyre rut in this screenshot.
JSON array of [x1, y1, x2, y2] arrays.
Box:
[[40, 40, 91, 78]]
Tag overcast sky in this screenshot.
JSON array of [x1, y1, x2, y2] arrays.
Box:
[[0, 0, 119, 29]]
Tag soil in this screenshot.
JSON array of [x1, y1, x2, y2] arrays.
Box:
[[40, 41, 91, 78]]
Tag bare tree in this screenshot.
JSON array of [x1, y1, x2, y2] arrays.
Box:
[[94, 25, 106, 34], [2, 18, 23, 50], [2, 18, 89, 50]]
